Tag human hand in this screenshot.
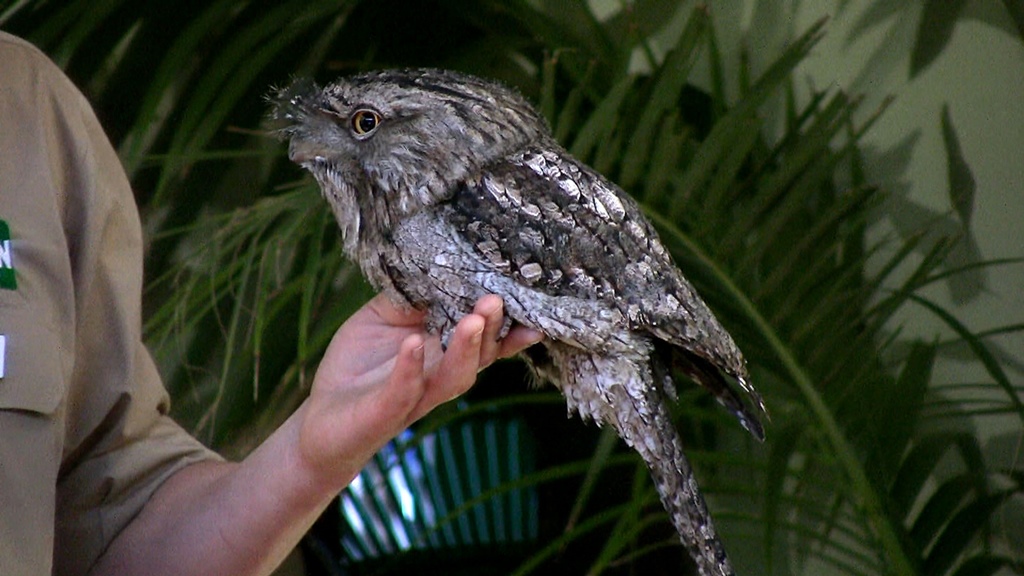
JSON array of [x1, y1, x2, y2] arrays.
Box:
[[294, 294, 542, 489], [97, 295, 541, 576]]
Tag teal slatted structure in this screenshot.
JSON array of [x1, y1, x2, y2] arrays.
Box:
[[338, 416, 538, 566]]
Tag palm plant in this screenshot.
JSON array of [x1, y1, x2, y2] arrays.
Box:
[[4, 1, 1020, 574]]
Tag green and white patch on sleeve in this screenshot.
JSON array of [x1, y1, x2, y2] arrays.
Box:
[[0, 219, 15, 290]]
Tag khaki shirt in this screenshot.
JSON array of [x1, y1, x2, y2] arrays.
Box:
[[0, 32, 219, 575]]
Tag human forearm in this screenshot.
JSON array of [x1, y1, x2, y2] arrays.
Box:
[[91, 404, 345, 576], [91, 296, 543, 576]]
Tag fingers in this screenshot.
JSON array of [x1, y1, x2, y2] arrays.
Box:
[[389, 294, 545, 422], [473, 295, 505, 367], [410, 313, 485, 420], [472, 295, 545, 366], [497, 325, 544, 358], [382, 333, 428, 426]]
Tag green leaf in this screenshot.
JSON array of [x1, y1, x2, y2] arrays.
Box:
[[118, 0, 249, 176], [911, 0, 969, 77], [617, 6, 707, 191], [940, 104, 976, 230], [564, 427, 619, 534], [893, 440, 941, 517], [910, 294, 1024, 425], [553, 67, 591, 144], [586, 464, 660, 574], [510, 503, 632, 576], [568, 74, 636, 160], [1000, 0, 1024, 42], [950, 555, 1016, 576], [539, 53, 558, 124], [670, 17, 827, 219], [923, 491, 1012, 576], [910, 473, 978, 551], [762, 418, 806, 569], [865, 342, 935, 488]]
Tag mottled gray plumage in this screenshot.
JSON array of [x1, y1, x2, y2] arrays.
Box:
[[271, 68, 766, 576]]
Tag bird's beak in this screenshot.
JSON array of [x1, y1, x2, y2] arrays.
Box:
[[288, 138, 322, 165]]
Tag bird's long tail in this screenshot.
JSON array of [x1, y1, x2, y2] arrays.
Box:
[[608, 382, 736, 576], [544, 344, 737, 575]]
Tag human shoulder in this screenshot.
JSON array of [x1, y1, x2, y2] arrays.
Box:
[[0, 31, 90, 110], [0, 30, 59, 72]]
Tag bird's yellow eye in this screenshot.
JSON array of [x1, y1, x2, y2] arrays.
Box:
[[351, 109, 381, 136]]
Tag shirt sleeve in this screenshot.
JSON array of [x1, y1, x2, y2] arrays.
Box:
[[0, 32, 222, 576]]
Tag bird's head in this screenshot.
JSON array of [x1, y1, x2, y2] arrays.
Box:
[[270, 69, 552, 216]]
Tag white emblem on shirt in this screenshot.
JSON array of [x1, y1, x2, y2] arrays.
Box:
[[0, 240, 11, 268]]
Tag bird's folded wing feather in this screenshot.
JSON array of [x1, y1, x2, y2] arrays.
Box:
[[445, 146, 766, 436]]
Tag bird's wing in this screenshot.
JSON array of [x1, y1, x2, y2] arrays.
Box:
[[448, 146, 766, 437], [450, 146, 671, 302]]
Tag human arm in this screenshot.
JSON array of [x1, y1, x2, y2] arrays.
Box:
[[90, 294, 542, 576]]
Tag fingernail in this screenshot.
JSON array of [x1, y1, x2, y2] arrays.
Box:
[[525, 329, 544, 344], [413, 343, 425, 361]]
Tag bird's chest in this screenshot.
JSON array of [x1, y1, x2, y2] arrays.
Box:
[[351, 208, 486, 310]]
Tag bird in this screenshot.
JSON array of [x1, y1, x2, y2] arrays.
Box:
[[270, 68, 766, 576]]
